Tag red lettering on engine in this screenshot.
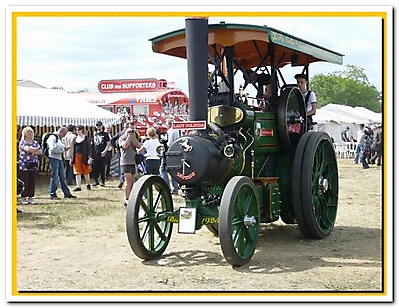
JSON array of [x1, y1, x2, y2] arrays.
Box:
[[176, 171, 196, 180]]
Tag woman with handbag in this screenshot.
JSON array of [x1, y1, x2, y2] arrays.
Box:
[[18, 126, 42, 204]]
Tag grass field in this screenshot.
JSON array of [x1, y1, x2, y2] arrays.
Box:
[[16, 158, 383, 229]]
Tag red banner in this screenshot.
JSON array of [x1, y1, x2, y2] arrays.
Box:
[[98, 79, 159, 93]]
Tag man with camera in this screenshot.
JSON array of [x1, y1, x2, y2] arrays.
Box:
[[111, 122, 141, 188], [118, 125, 141, 207]]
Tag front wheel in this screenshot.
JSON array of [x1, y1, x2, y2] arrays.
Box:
[[219, 176, 260, 266], [126, 175, 174, 260]]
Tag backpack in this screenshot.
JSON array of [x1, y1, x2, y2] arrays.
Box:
[[41, 133, 59, 157]]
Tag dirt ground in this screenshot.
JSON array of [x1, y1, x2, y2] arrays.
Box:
[[14, 159, 385, 301]]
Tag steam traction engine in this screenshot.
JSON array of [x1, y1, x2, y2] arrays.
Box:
[[126, 18, 343, 266]]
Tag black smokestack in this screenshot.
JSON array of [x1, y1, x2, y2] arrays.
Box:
[[185, 18, 208, 122]]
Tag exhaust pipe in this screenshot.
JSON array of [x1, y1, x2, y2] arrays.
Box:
[[185, 18, 209, 123]]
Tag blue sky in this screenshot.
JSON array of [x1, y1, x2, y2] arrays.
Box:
[[14, 9, 386, 97]]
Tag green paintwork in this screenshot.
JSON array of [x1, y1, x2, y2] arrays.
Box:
[[275, 152, 296, 224], [268, 28, 343, 64]]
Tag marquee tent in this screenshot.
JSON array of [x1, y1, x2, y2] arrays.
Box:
[[353, 106, 382, 123], [313, 103, 382, 143], [319, 103, 382, 124], [17, 87, 121, 127]]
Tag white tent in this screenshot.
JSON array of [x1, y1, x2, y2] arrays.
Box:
[[353, 106, 382, 123], [17, 87, 121, 127], [313, 104, 382, 143], [320, 103, 382, 124]]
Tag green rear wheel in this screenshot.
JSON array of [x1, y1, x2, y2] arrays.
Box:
[[219, 176, 260, 266], [126, 175, 174, 260], [292, 132, 339, 238]]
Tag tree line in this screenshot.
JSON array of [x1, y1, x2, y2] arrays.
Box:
[[310, 64, 382, 113]]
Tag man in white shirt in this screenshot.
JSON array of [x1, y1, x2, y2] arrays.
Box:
[[47, 126, 76, 199], [354, 124, 365, 164]]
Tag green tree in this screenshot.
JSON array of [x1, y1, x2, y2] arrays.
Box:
[[310, 65, 381, 112]]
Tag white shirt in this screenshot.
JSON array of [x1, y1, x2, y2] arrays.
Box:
[[301, 90, 317, 112], [141, 138, 161, 160], [356, 129, 364, 142], [48, 133, 65, 161]]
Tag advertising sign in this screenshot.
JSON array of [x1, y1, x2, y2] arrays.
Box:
[[98, 78, 159, 93]]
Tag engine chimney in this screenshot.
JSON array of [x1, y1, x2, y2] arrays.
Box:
[[185, 18, 209, 123]]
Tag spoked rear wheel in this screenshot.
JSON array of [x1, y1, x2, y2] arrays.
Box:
[[219, 176, 260, 266], [278, 87, 307, 151], [292, 132, 339, 238], [126, 175, 174, 260]]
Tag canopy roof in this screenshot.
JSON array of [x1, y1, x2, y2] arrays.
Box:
[[150, 22, 344, 70], [353, 106, 383, 123], [313, 104, 382, 125], [17, 87, 121, 127]]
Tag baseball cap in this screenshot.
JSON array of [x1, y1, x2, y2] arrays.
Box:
[[294, 73, 308, 81]]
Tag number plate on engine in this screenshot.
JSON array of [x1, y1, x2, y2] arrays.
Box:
[[178, 207, 197, 234]]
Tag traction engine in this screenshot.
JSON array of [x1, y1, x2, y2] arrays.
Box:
[[126, 18, 340, 266]]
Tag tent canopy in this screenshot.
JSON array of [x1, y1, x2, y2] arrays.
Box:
[[315, 103, 382, 125], [313, 103, 382, 144], [17, 87, 121, 127], [353, 106, 382, 123], [313, 108, 360, 125]]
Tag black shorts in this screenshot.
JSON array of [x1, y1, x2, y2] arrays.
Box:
[[121, 164, 136, 174]]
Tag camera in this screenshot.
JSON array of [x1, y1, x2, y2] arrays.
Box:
[[158, 131, 168, 142]]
